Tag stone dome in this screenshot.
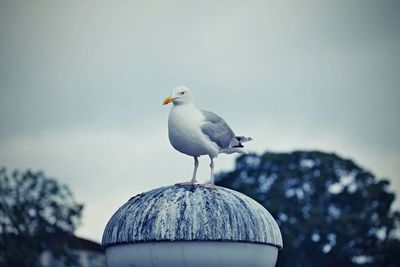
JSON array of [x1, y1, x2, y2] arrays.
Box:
[[102, 184, 283, 249]]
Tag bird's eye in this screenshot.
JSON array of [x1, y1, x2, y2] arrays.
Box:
[[180, 92, 185, 95]]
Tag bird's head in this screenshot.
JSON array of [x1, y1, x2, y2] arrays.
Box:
[[163, 86, 193, 106]]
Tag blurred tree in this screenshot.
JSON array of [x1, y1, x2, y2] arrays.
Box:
[[0, 168, 83, 267], [217, 151, 400, 267]]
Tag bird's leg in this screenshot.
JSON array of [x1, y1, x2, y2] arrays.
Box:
[[201, 157, 216, 189], [192, 156, 199, 182], [176, 157, 199, 186], [210, 157, 214, 182]]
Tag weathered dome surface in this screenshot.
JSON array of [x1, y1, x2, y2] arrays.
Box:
[[102, 185, 283, 249]]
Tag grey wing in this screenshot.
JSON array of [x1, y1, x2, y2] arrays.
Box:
[[201, 110, 236, 149]]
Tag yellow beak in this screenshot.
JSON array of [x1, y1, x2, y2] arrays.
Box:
[[163, 96, 173, 105]]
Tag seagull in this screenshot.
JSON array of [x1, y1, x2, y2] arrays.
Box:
[[163, 86, 253, 189]]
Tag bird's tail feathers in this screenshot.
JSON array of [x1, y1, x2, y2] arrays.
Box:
[[229, 136, 253, 148], [236, 136, 253, 143]]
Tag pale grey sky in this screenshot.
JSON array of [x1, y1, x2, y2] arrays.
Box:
[[0, 0, 399, 242]]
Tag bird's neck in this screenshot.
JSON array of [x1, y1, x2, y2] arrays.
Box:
[[171, 102, 199, 118]]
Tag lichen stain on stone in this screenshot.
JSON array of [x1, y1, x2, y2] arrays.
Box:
[[102, 185, 283, 249]]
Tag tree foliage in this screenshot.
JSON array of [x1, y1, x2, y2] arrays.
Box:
[[217, 151, 400, 267], [0, 168, 84, 267]]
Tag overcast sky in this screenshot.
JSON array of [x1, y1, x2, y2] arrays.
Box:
[[1, 0, 399, 242]]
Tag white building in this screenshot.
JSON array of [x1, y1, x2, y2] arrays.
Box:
[[40, 236, 106, 267]]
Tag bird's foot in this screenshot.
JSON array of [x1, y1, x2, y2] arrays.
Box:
[[175, 180, 198, 186], [200, 183, 217, 190]]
